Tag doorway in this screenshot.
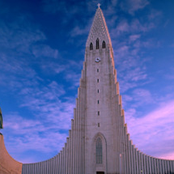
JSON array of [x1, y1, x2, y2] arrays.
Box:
[[96, 172, 105, 174]]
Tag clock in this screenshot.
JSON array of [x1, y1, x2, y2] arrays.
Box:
[[95, 57, 101, 63]]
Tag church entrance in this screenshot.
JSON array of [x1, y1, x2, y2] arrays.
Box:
[[96, 172, 105, 174]]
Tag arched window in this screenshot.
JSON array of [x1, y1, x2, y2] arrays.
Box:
[[96, 38, 99, 49], [96, 137, 102, 164], [90, 43, 93, 50], [102, 41, 106, 48]]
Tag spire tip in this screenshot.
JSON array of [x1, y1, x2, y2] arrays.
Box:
[[97, 3, 101, 8]]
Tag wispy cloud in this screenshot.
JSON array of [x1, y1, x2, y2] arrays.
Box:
[[160, 152, 174, 160], [165, 68, 174, 80], [32, 44, 59, 59], [0, 18, 46, 54], [42, 0, 88, 20], [3, 86, 75, 162], [148, 9, 162, 20], [3, 113, 68, 162], [42, 0, 66, 14], [125, 100, 174, 159], [120, 0, 149, 15], [65, 71, 81, 87], [0, 25, 78, 162], [115, 43, 148, 93], [38, 57, 68, 75], [113, 19, 154, 38], [132, 88, 153, 104], [71, 25, 90, 37], [129, 34, 141, 42]]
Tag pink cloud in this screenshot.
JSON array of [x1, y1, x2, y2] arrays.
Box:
[[116, 20, 129, 32], [160, 152, 174, 160], [121, 0, 149, 15], [132, 88, 153, 103], [129, 34, 141, 42], [148, 9, 162, 20], [129, 0, 149, 14], [125, 100, 174, 159]]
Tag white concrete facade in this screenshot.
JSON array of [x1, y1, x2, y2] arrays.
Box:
[[1, 6, 174, 174]]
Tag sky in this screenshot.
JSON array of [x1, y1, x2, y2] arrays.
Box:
[[0, 0, 174, 163]]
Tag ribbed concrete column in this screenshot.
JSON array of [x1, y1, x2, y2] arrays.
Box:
[[126, 134, 129, 174], [161, 159, 164, 174], [77, 95, 80, 174], [171, 161, 173, 172], [130, 143, 133, 174], [154, 158, 156, 174], [167, 160, 170, 172], [74, 106, 77, 174], [152, 157, 155, 174], [143, 154, 146, 174], [60, 151, 62, 174], [58, 153, 61, 174], [159, 159, 162, 173], [63, 147, 65, 174], [139, 153, 142, 174], [157, 158, 159, 174], [65, 142, 67, 174], [128, 140, 131, 174], [67, 134, 70, 174], [145, 154, 147, 173], [72, 119, 74, 174]]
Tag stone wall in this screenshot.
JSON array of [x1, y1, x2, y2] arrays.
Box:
[[0, 134, 22, 174]]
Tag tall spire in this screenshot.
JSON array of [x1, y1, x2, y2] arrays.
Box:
[[86, 5, 112, 47], [97, 3, 101, 8]]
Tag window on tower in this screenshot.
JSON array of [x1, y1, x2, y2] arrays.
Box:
[[96, 38, 99, 49], [96, 137, 102, 164], [90, 42, 93, 50], [102, 41, 106, 48]]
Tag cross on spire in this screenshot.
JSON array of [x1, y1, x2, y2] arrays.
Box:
[[97, 3, 101, 8]]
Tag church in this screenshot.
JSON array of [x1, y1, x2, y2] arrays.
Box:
[[0, 5, 174, 174]]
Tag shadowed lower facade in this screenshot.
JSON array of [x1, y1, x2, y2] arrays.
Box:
[[0, 5, 174, 174]]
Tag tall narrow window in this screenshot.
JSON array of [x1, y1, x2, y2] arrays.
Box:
[[97, 69, 99, 72], [96, 137, 102, 164], [90, 43, 93, 50], [97, 89, 99, 93], [97, 100, 99, 104], [97, 79, 99, 83], [98, 111, 100, 115], [96, 38, 99, 49], [102, 41, 106, 48]]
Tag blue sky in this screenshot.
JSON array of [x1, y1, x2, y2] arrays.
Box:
[[0, 0, 174, 163]]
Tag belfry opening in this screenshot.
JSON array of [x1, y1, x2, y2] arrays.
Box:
[[96, 172, 105, 174]]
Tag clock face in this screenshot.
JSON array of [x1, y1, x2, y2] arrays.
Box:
[[95, 57, 101, 63]]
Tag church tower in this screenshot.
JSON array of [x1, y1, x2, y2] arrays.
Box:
[[84, 4, 122, 174], [1, 4, 174, 174]]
